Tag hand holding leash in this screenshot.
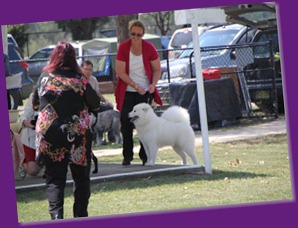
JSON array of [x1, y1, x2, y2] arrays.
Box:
[[23, 119, 35, 129], [147, 83, 156, 94], [145, 91, 154, 105], [135, 84, 146, 95]]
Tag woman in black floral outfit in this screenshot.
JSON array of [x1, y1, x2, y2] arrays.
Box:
[[32, 41, 101, 220]]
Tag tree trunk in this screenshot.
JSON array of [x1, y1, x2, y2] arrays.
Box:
[[154, 12, 172, 36], [115, 14, 138, 44]]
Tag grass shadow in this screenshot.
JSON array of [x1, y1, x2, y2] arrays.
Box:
[[91, 168, 270, 194], [16, 168, 270, 203]]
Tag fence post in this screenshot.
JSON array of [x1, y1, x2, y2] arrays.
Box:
[[269, 40, 279, 118], [189, 9, 212, 174]]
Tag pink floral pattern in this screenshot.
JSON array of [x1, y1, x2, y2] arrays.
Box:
[[34, 72, 96, 166]]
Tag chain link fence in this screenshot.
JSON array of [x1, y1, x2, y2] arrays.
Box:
[[10, 41, 283, 121], [156, 41, 282, 119]]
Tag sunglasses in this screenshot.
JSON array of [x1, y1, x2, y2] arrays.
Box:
[[130, 32, 143, 37]]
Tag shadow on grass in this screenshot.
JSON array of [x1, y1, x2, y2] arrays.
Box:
[[16, 169, 270, 203], [92, 169, 270, 193]]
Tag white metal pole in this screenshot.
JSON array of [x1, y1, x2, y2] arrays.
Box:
[[188, 10, 212, 174], [1, 25, 8, 54]]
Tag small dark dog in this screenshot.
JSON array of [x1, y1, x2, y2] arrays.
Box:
[[91, 109, 121, 146]]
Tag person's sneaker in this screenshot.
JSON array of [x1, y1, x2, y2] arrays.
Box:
[[17, 165, 26, 180], [122, 160, 131, 166]]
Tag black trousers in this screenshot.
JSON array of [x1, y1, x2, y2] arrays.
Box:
[[121, 92, 149, 163], [7, 90, 11, 109], [45, 158, 91, 219]]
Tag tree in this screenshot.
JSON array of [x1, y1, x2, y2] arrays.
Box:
[[151, 11, 173, 35], [56, 17, 110, 40], [140, 11, 175, 36], [115, 14, 138, 44], [7, 24, 27, 50]]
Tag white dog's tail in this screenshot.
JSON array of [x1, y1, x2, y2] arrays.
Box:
[[161, 106, 190, 125]]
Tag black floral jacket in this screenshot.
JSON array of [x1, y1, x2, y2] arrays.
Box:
[[32, 68, 100, 166]]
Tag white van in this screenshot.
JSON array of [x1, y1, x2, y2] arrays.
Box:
[[167, 25, 210, 59]]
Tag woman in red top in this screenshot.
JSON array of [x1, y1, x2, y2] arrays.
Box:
[[115, 20, 162, 166]]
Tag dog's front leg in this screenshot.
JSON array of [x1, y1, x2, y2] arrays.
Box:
[[114, 130, 121, 144], [145, 144, 158, 166], [142, 143, 152, 166], [96, 131, 104, 146]]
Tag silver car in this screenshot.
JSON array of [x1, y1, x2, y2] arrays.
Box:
[[160, 23, 256, 82], [26, 42, 86, 82]]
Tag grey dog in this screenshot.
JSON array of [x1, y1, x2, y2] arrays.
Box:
[[91, 109, 121, 146]]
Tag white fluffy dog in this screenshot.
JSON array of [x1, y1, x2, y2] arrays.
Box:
[[129, 103, 199, 166]]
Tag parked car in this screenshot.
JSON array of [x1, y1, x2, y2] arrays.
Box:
[[7, 34, 19, 48], [26, 41, 87, 82], [167, 25, 211, 59], [160, 23, 257, 81], [26, 40, 113, 82], [7, 43, 34, 108], [160, 35, 171, 59], [4, 53, 17, 110], [26, 44, 54, 82], [222, 2, 283, 112]]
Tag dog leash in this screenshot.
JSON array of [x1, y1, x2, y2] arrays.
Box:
[[89, 103, 112, 131], [89, 106, 101, 133], [146, 92, 154, 105]]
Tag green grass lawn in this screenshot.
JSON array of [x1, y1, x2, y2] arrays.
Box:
[[16, 134, 292, 223]]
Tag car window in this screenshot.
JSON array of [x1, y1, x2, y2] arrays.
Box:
[[178, 28, 240, 59], [7, 34, 19, 47], [222, 3, 277, 30], [236, 11, 276, 26], [8, 37, 17, 46], [171, 30, 193, 48], [178, 43, 194, 58], [200, 29, 240, 47], [30, 49, 53, 59], [30, 47, 80, 60], [254, 30, 279, 56], [8, 45, 22, 60], [237, 29, 256, 44]]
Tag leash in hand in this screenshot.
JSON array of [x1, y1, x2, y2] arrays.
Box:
[[146, 91, 154, 105]]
